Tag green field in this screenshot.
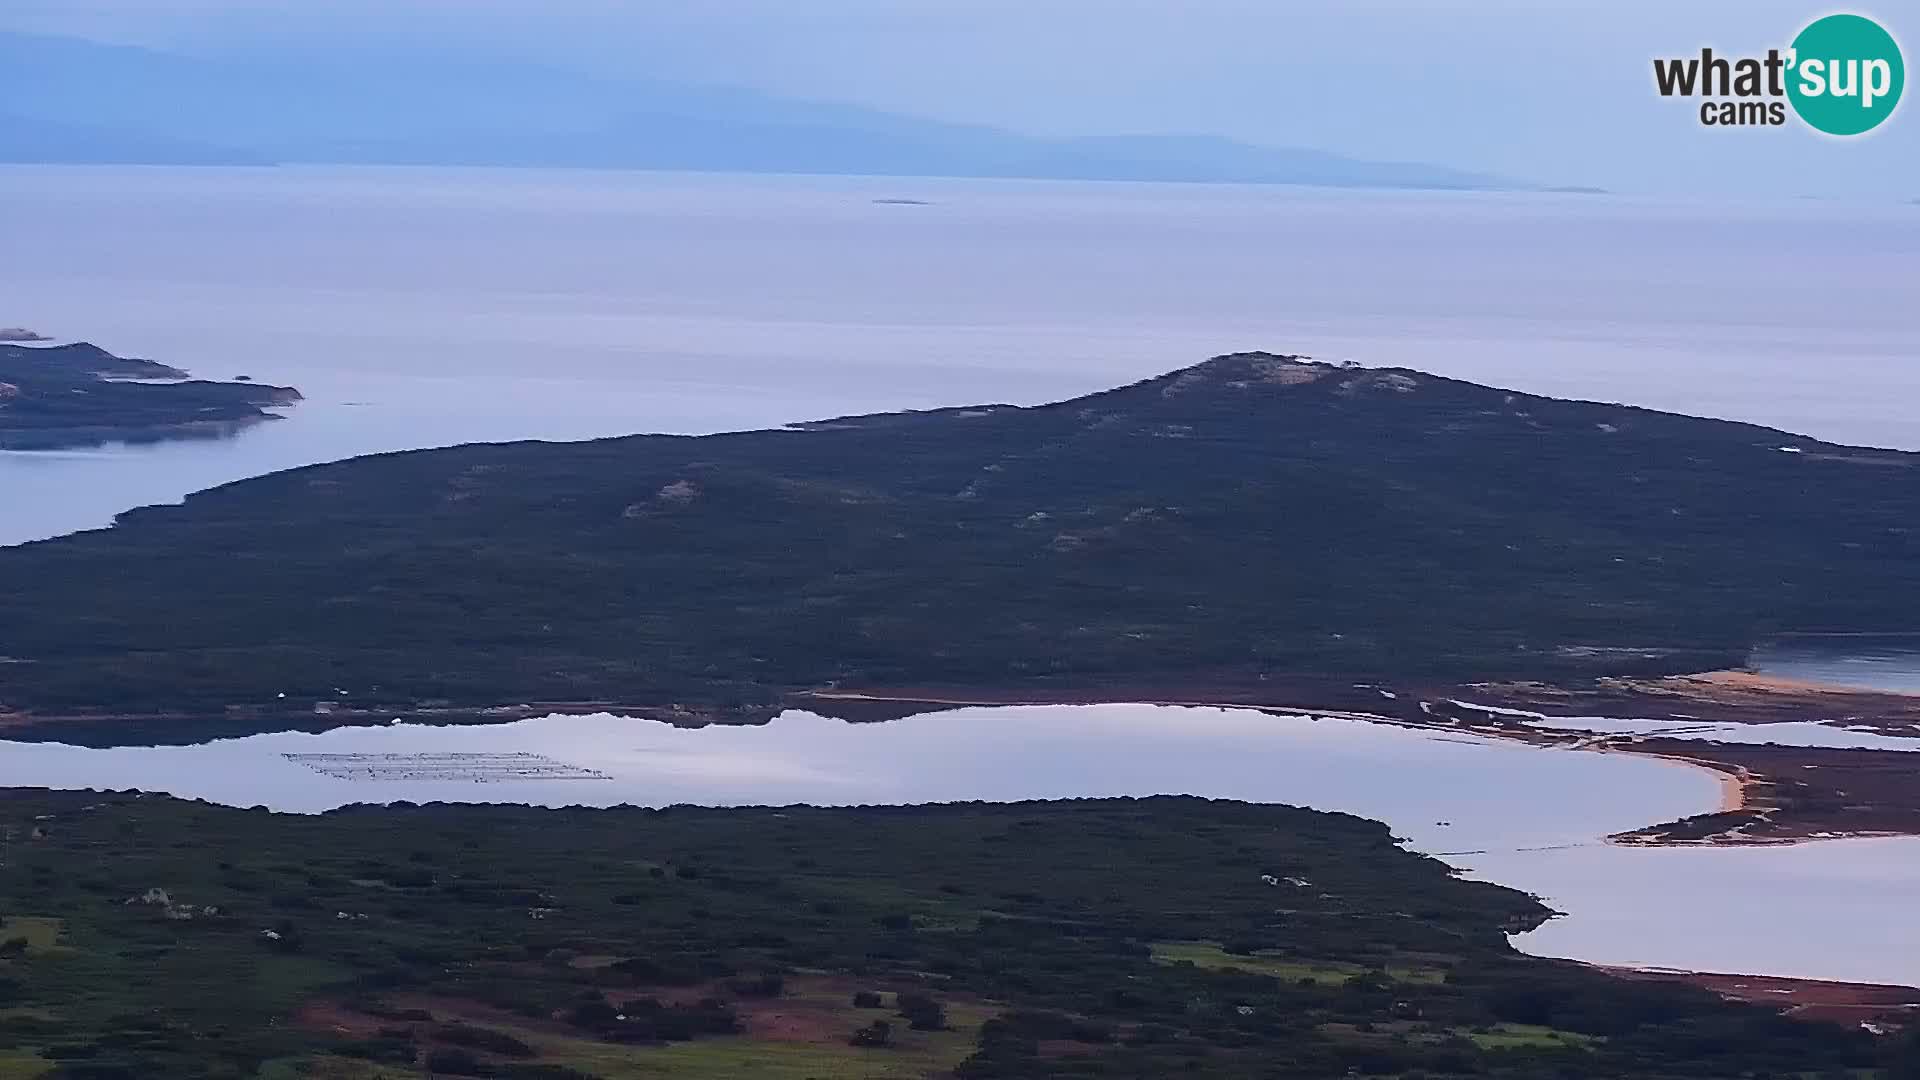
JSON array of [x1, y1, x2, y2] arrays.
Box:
[[1150, 940, 1447, 985], [1465, 1022, 1601, 1050], [0, 920, 62, 955]]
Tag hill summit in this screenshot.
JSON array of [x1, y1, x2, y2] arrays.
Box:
[[1, 353, 1915, 721]]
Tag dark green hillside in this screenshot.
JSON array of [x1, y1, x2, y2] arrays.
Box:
[[0, 793, 1884, 1078], [2, 353, 1918, 716], [0, 342, 300, 450], [0, 342, 189, 381]]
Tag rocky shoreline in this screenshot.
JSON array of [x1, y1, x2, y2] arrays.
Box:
[[1597, 964, 1920, 1031]]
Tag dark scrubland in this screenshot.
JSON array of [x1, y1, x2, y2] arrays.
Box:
[[4, 353, 1919, 726], [0, 792, 1899, 1079]]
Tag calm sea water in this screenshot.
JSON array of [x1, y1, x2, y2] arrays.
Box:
[[3, 704, 1914, 985], [1754, 637, 1920, 695], [2, 166, 1918, 545]]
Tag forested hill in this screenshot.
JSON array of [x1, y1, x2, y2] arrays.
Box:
[[3, 352, 1919, 717]]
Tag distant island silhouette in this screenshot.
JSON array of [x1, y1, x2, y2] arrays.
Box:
[[0, 340, 301, 450], [0, 30, 1521, 192]]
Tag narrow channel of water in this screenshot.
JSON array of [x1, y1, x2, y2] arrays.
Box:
[[1, 704, 1912, 985], [1447, 699, 1920, 751]]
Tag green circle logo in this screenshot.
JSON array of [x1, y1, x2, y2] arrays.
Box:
[[1787, 14, 1905, 135]]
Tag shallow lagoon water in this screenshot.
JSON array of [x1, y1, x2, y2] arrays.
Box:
[[1490, 712, 1920, 751], [3, 703, 1915, 986], [1533, 719, 1920, 751]]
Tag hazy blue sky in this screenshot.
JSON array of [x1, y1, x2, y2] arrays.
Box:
[[3, 0, 1913, 197]]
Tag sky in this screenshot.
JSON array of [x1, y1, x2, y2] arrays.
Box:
[[2, 0, 1914, 198]]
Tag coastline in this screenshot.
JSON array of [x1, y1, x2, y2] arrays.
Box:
[[1589, 963, 1920, 1030], [1684, 670, 1887, 695], [787, 691, 1773, 844], [6, 671, 1920, 845], [791, 686, 1920, 847], [1655, 668, 1920, 700], [5, 689, 1915, 1013], [1597, 745, 1750, 814]]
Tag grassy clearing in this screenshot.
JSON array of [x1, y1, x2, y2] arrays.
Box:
[[0, 1054, 49, 1080], [1467, 1022, 1600, 1050], [249, 954, 358, 1003], [391, 985, 993, 1080], [548, 1034, 971, 1080], [1150, 940, 1445, 985], [283, 1058, 409, 1079], [0, 918, 63, 954]]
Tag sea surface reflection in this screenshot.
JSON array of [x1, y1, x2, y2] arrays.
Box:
[[2, 703, 1914, 985]]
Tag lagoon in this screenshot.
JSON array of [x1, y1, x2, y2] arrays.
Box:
[[3, 703, 1915, 986]]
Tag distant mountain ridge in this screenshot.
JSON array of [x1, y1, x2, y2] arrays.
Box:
[[0, 31, 1511, 189]]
